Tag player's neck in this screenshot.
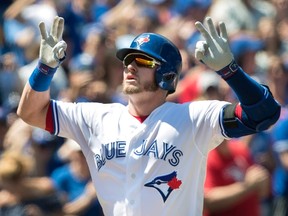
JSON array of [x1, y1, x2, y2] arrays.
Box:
[[127, 91, 167, 116]]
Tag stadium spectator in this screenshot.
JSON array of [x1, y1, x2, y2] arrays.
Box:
[[51, 139, 104, 216], [203, 139, 270, 216]]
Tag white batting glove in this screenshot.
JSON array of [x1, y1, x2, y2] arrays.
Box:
[[194, 17, 234, 71], [39, 16, 67, 68]]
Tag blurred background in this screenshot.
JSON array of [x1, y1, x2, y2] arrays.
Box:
[[0, 0, 288, 215]]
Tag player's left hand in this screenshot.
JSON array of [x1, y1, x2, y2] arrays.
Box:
[[194, 17, 234, 71], [39, 16, 67, 68]]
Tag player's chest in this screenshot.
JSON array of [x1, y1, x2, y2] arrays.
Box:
[[89, 122, 191, 171]]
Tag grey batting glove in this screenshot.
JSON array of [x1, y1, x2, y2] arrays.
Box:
[[39, 16, 67, 68], [194, 17, 234, 71]]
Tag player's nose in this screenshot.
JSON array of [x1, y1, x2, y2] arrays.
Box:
[[125, 63, 137, 73]]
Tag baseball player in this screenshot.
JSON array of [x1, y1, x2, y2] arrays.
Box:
[[17, 16, 281, 216]]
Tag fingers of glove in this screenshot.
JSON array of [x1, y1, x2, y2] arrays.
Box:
[[195, 49, 205, 61], [219, 21, 228, 41], [39, 22, 48, 40], [206, 17, 219, 41], [51, 16, 60, 39], [195, 21, 212, 44], [195, 19, 217, 51], [218, 21, 230, 52], [195, 41, 208, 61], [195, 41, 208, 55], [52, 41, 67, 59], [56, 17, 64, 40]]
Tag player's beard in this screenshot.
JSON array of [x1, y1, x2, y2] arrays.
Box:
[[123, 79, 159, 94]]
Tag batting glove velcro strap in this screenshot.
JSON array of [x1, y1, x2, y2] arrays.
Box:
[[28, 62, 57, 92], [216, 60, 239, 80]]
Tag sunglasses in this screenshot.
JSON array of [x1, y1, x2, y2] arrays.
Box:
[[123, 53, 161, 69]]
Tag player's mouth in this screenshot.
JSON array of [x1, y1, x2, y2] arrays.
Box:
[[125, 74, 138, 82]]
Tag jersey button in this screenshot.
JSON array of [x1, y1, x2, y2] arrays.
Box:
[[131, 173, 136, 179]]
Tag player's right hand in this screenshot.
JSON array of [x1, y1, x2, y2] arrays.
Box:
[[194, 17, 234, 71], [39, 16, 67, 68]]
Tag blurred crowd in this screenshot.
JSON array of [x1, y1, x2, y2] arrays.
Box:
[[0, 0, 288, 215]]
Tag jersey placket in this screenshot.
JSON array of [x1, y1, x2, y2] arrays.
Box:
[[124, 124, 147, 216]]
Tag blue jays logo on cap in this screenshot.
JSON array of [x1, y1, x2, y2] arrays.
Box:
[[144, 171, 182, 202], [136, 35, 150, 46]]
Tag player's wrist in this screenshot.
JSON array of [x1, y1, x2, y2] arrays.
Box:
[[216, 60, 239, 80], [28, 61, 57, 92], [37, 61, 58, 74]]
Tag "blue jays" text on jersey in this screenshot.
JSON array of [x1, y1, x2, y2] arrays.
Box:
[[95, 139, 184, 171]]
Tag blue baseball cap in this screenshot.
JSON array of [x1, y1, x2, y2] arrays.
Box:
[[174, 0, 212, 14], [68, 53, 96, 73], [230, 35, 264, 60]]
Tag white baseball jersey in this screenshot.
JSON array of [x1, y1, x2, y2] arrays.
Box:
[[50, 100, 229, 216]]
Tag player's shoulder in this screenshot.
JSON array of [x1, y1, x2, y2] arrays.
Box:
[[77, 102, 126, 112], [55, 100, 127, 115], [163, 100, 228, 110], [71, 101, 124, 108], [175, 100, 229, 119], [169, 100, 228, 109]]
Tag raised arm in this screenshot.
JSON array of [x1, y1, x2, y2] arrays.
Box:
[[17, 16, 67, 129], [194, 17, 281, 138]]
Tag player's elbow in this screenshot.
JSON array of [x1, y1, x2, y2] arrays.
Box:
[[240, 86, 281, 131], [243, 98, 281, 132], [222, 96, 281, 138], [16, 104, 47, 129], [17, 106, 35, 126], [255, 106, 281, 131], [17, 106, 29, 122]]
